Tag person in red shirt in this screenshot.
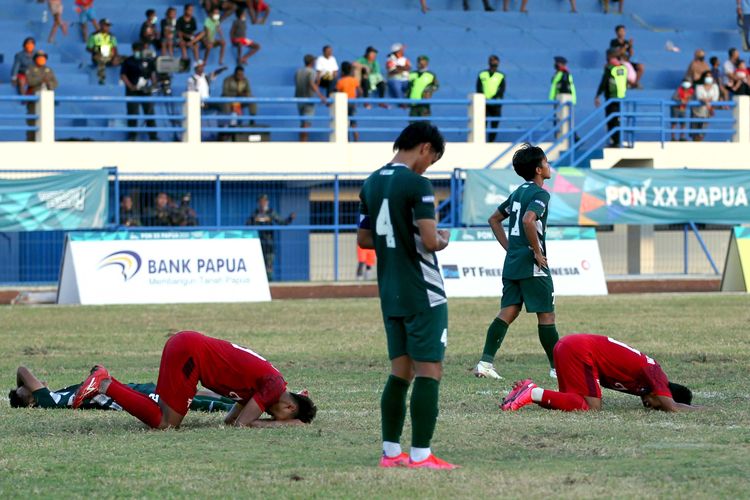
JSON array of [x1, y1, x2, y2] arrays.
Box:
[[72, 331, 316, 428], [501, 334, 698, 412]]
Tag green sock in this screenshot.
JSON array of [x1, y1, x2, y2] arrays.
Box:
[[538, 323, 560, 367], [481, 318, 509, 363], [189, 397, 234, 413], [381, 375, 410, 443], [410, 377, 440, 449]]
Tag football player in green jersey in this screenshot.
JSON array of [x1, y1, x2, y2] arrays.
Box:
[[472, 143, 560, 380], [358, 122, 457, 470]]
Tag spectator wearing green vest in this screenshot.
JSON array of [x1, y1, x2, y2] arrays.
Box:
[[594, 49, 627, 147], [87, 18, 120, 85], [476, 55, 505, 143], [407, 55, 439, 118], [549, 56, 576, 138]]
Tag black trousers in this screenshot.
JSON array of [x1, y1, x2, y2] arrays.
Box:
[[126, 94, 157, 140], [486, 104, 502, 143], [361, 79, 386, 99], [605, 101, 621, 146]]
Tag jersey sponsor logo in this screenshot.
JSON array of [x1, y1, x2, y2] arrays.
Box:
[[421, 195, 435, 203], [533, 199, 546, 208], [380, 169, 395, 176], [98, 250, 143, 282]]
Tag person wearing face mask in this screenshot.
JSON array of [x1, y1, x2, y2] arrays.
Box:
[[671, 80, 694, 141], [140, 9, 160, 52], [160, 7, 178, 57], [24, 51, 58, 141], [10, 38, 36, 95], [121, 42, 158, 141], [203, 6, 227, 65], [477, 55, 506, 143], [595, 48, 627, 147], [684, 49, 710, 84], [691, 71, 719, 142]]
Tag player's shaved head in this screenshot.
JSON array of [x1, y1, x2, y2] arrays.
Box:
[[393, 122, 445, 158], [290, 392, 317, 423], [512, 143, 547, 181], [668, 382, 692, 405]]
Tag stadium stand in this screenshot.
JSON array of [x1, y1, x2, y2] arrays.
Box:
[[0, 0, 739, 143]]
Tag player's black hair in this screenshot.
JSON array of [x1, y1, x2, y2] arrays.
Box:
[[615, 24, 625, 33], [512, 142, 547, 181], [145, 9, 156, 17], [290, 392, 317, 423], [668, 382, 692, 405], [8, 389, 24, 408], [341, 61, 352, 76], [392, 122, 445, 158]]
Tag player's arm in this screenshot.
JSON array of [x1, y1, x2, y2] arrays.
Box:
[[488, 208, 509, 251], [16, 366, 45, 392], [233, 398, 303, 427], [523, 194, 550, 269], [647, 395, 702, 412], [417, 218, 449, 252]]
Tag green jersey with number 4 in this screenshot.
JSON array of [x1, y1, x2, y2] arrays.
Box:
[[359, 163, 447, 316], [498, 181, 551, 279]]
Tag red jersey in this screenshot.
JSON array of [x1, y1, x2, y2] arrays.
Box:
[[562, 334, 672, 398], [182, 331, 287, 411]]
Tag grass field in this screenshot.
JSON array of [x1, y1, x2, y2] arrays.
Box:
[[1, 294, 749, 498]]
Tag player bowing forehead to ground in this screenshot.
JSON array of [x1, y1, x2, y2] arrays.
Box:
[[501, 334, 699, 412], [358, 122, 457, 470], [72, 331, 316, 428], [473, 143, 559, 381]]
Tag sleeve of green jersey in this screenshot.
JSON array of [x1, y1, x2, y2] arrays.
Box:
[[358, 189, 370, 229], [32, 388, 59, 408], [497, 197, 511, 216], [412, 176, 436, 221], [528, 190, 551, 218]]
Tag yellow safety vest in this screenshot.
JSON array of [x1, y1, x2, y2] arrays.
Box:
[[478, 70, 504, 99], [408, 71, 436, 99], [609, 65, 627, 99]]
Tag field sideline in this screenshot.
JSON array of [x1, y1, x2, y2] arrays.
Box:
[[1, 294, 749, 498]]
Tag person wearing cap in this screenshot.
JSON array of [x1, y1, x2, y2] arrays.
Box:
[[246, 194, 295, 281], [355, 46, 386, 106], [477, 55, 506, 142], [549, 56, 576, 138], [684, 49, 710, 84], [188, 59, 227, 104], [595, 49, 627, 147], [87, 18, 120, 85], [10, 38, 36, 95], [121, 42, 158, 141], [24, 50, 58, 141], [386, 43, 411, 102], [407, 55, 439, 118]]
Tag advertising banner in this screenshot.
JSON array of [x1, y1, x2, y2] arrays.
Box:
[[721, 226, 750, 292], [0, 170, 109, 231], [462, 168, 750, 226], [57, 230, 271, 305], [438, 227, 607, 297]]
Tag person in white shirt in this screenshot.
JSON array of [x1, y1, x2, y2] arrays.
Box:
[[187, 59, 227, 106], [691, 72, 719, 142], [314, 45, 339, 97], [722, 48, 740, 96], [386, 42, 411, 102]]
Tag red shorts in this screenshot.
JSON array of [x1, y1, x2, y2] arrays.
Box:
[[553, 337, 601, 399], [155, 332, 201, 415], [254, 0, 269, 12], [357, 247, 376, 266], [231, 37, 254, 47]]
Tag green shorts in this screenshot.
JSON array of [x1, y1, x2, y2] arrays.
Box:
[[383, 303, 448, 362], [500, 276, 555, 313]]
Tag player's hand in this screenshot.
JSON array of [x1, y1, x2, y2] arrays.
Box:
[[534, 251, 547, 269]]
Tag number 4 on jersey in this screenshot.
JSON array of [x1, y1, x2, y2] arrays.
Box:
[[376, 199, 396, 248]]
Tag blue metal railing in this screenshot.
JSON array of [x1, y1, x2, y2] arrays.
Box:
[[0, 95, 39, 134]]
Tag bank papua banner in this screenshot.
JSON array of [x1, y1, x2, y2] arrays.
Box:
[[462, 168, 750, 226], [57, 230, 271, 305], [0, 170, 109, 231], [438, 227, 608, 297]]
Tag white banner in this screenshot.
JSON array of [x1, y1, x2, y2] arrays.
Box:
[[438, 228, 608, 298], [57, 230, 271, 305]]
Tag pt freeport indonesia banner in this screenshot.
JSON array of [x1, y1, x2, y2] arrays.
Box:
[[57, 230, 271, 305], [438, 228, 607, 298]]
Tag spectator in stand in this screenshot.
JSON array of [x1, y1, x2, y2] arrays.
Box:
[[25, 50, 58, 141], [146, 192, 179, 226], [203, 7, 227, 65], [691, 71, 719, 142], [731, 59, 750, 95], [121, 42, 158, 141], [670, 80, 694, 141], [315, 45, 339, 97], [601, 0, 623, 14], [407, 55, 438, 118], [10, 38, 36, 95], [247, 194, 295, 281], [420, 0, 428, 13], [477, 55, 506, 143], [723, 48, 741, 97], [549, 56, 576, 137], [295, 54, 327, 142], [354, 46, 386, 107], [87, 19, 120, 85], [336, 61, 362, 142], [738, 0, 750, 51], [120, 195, 142, 226], [230, 10, 261, 64], [610, 25, 644, 89], [386, 43, 411, 102], [684, 49, 710, 84], [221, 66, 256, 140], [177, 4, 205, 62], [502, 0, 577, 11], [75, 0, 99, 42], [178, 193, 199, 226], [187, 60, 227, 105], [709, 56, 728, 100], [464, 0, 495, 11], [250, 0, 270, 24], [140, 10, 160, 52], [47, 0, 69, 43], [160, 7, 178, 57], [595, 48, 628, 147]]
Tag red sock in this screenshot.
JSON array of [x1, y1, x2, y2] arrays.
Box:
[[538, 390, 590, 412], [106, 378, 163, 428]]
